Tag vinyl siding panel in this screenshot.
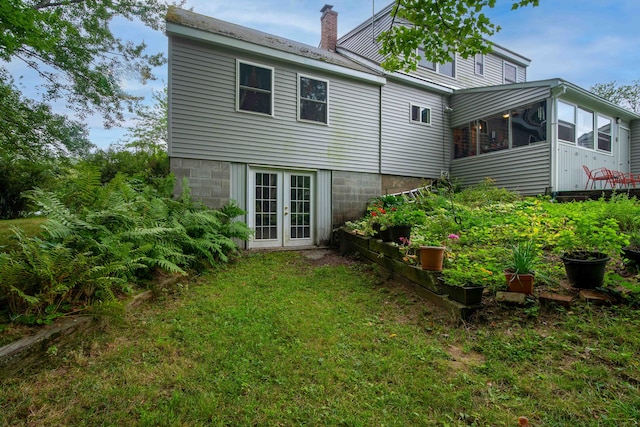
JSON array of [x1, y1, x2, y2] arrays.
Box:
[[338, 13, 392, 65], [631, 121, 640, 174], [450, 87, 551, 127], [451, 143, 551, 195], [338, 11, 525, 89], [555, 142, 617, 191], [169, 36, 380, 173], [380, 81, 449, 177]]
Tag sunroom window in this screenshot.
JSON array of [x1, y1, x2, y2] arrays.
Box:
[[237, 60, 273, 115], [597, 114, 612, 152], [298, 75, 328, 124], [576, 107, 594, 149], [453, 100, 547, 159], [557, 101, 576, 142]]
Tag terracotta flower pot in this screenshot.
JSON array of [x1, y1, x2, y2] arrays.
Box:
[[420, 246, 445, 271], [504, 271, 534, 295]]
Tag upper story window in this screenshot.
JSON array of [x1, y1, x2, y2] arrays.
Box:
[[417, 47, 455, 78], [410, 104, 431, 125], [237, 60, 274, 115], [475, 54, 484, 75], [298, 74, 328, 124], [557, 100, 611, 153], [504, 62, 517, 84]]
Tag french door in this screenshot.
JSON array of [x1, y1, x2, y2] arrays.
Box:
[[248, 168, 314, 248]]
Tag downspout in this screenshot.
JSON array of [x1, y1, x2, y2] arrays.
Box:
[[442, 95, 447, 173], [379, 85, 383, 174]]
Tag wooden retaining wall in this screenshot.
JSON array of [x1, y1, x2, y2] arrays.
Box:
[[338, 229, 481, 320]]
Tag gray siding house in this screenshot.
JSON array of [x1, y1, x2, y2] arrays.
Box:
[[166, 4, 640, 249]]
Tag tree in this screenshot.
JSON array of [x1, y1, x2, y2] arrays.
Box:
[[378, 0, 539, 72], [122, 87, 168, 155], [0, 0, 173, 158], [82, 88, 169, 184], [590, 81, 640, 114]]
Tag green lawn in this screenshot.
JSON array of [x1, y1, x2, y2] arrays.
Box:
[[1, 250, 639, 426]]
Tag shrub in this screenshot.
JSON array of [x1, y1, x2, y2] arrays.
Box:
[[0, 176, 252, 323]]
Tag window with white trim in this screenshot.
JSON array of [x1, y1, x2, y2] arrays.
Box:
[[576, 107, 594, 149], [475, 54, 484, 75], [504, 62, 517, 83], [417, 47, 455, 77], [410, 104, 431, 125], [237, 60, 273, 115], [557, 101, 575, 142], [597, 114, 612, 152], [556, 100, 611, 153], [298, 74, 328, 124]]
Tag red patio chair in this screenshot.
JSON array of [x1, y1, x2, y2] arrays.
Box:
[[608, 169, 638, 189], [582, 165, 611, 190]]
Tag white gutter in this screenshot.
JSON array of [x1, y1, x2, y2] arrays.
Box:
[[166, 23, 387, 86]]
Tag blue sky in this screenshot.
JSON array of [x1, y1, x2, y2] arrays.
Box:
[[14, 0, 640, 148]]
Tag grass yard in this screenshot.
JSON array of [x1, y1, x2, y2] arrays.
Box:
[[1, 250, 639, 426]]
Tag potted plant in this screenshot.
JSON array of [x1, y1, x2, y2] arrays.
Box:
[[504, 240, 538, 294], [412, 213, 458, 271], [622, 231, 640, 265], [375, 202, 426, 243], [440, 254, 498, 305], [555, 215, 626, 289]]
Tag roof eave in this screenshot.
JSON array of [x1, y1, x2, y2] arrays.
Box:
[[166, 22, 386, 86]]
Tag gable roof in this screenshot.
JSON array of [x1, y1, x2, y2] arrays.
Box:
[[166, 7, 385, 85], [338, 1, 531, 68]]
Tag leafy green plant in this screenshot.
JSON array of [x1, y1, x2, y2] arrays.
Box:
[[441, 253, 502, 288], [0, 174, 252, 323], [506, 240, 538, 275], [555, 211, 628, 256]]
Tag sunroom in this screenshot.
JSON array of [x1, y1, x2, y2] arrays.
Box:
[[449, 79, 640, 195]]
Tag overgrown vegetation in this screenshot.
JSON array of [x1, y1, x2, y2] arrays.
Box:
[[347, 178, 640, 302], [1, 251, 638, 426], [0, 172, 251, 324]]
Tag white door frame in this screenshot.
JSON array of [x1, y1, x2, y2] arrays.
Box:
[[247, 167, 315, 248], [619, 126, 631, 172]]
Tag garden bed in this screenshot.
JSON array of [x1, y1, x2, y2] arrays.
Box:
[[339, 228, 483, 320]]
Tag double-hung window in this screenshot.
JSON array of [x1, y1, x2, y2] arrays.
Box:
[[298, 74, 328, 124], [504, 62, 517, 83], [475, 54, 484, 75], [417, 47, 455, 77], [410, 104, 431, 125], [237, 60, 274, 115]]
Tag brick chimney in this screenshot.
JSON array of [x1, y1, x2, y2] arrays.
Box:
[[320, 4, 337, 52]]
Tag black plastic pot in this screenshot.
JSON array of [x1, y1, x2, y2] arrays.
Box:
[[561, 251, 610, 289], [622, 246, 640, 265], [438, 279, 485, 305]]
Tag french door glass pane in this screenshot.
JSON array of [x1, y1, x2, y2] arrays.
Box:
[[255, 173, 277, 240], [290, 175, 311, 239]]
